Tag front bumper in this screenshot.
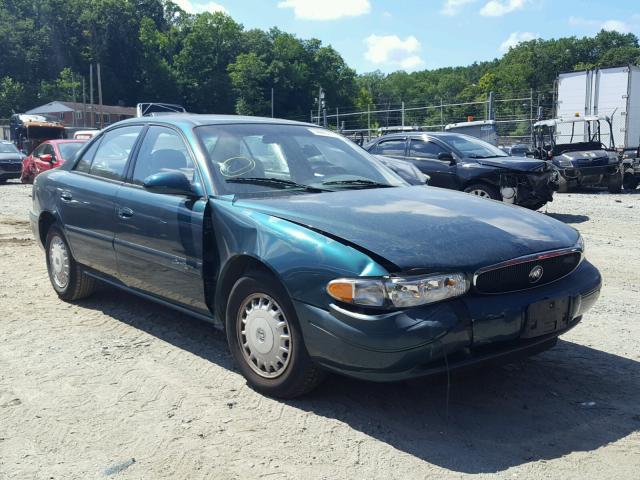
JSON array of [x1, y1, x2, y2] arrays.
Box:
[[294, 260, 601, 382], [561, 164, 618, 185]]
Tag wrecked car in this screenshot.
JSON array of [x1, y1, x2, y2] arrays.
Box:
[[31, 115, 601, 398], [365, 132, 559, 210], [533, 115, 623, 193], [20, 139, 86, 184]]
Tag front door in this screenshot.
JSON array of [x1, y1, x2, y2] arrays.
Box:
[[114, 125, 208, 312], [407, 138, 459, 189], [60, 125, 144, 277]]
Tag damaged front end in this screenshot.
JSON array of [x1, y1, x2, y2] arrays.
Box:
[[498, 165, 559, 209]]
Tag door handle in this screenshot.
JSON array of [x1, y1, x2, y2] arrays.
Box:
[[118, 207, 134, 219], [60, 191, 73, 202]]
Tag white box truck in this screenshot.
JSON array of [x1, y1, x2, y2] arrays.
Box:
[[556, 66, 640, 189]]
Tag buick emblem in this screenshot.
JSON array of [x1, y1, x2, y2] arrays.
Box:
[[528, 265, 544, 284]]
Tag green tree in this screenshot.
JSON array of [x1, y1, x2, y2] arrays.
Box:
[[0, 77, 25, 118]]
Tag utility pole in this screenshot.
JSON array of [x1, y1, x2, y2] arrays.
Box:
[[530, 88, 534, 143], [401, 101, 405, 128], [89, 64, 94, 128], [487, 91, 495, 120], [336, 108, 339, 132], [321, 89, 327, 128], [440, 98, 444, 131], [97, 63, 103, 129], [367, 103, 371, 140], [71, 72, 77, 127], [82, 76, 87, 128], [316, 87, 323, 126], [271, 87, 274, 118]]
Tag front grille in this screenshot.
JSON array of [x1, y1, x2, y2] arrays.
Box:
[[0, 163, 20, 172], [474, 251, 582, 294]]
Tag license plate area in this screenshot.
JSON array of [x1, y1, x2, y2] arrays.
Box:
[[522, 297, 571, 339]]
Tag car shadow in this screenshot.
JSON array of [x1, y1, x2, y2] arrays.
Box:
[[545, 212, 590, 224], [78, 285, 640, 474]]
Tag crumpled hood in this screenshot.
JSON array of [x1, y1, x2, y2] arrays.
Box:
[[233, 186, 578, 272], [472, 156, 549, 172]]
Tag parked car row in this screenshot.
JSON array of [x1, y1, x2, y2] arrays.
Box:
[[31, 114, 601, 398], [364, 132, 559, 209], [0, 140, 25, 183]]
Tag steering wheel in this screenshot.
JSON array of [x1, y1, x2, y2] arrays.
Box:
[[219, 156, 257, 178]]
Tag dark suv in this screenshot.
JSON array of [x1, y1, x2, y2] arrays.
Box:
[[365, 132, 559, 210]]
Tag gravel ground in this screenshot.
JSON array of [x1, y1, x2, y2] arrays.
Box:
[[0, 178, 639, 480]]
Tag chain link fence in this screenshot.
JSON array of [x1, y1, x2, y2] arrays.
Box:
[[307, 89, 555, 147]]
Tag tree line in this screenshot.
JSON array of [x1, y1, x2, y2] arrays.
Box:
[[1, 0, 639, 124]]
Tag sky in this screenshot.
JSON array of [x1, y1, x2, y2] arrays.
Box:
[[176, 0, 640, 73]]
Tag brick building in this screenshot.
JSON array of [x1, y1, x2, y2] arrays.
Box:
[[26, 101, 136, 128]]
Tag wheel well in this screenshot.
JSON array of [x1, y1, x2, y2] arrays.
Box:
[[213, 255, 275, 326], [38, 212, 57, 247]]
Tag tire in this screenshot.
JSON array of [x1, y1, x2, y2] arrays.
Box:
[[463, 183, 501, 201], [0, 178, 7, 184], [45, 225, 96, 301], [225, 271, 325, 398], [607, 171, 623, 193], [623, 174, 639, 191]]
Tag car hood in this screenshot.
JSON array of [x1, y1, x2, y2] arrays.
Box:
[[373, 155, 427, 185], [554, 150, 610, 165], [0, 153, 23, 162], [471, 156, 549, 172], [233, 186, 578, 272]]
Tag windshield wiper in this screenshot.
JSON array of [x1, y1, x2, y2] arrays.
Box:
[[321, 179, 394, 189], [225, 177, 328, 192]]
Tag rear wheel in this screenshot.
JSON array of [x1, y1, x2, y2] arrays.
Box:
[[607, 171, 623, 193], [45, 226, 95, 301], [463, 183, 500, 201], [225, 271, 325, 398]]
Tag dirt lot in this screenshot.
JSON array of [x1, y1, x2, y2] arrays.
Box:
[[0, 179, 638, 480]]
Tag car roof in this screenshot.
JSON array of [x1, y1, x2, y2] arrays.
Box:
[[113, 114, 315, 129], [369, 131, 473, 141]]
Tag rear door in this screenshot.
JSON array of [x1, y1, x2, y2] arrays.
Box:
[[407, 137, 458, 188], [59, 125, 144, 277], [371, 138, 407, 159], [114, 125, 208, 312]]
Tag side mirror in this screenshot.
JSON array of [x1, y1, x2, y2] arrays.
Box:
[[40, 154, 53, 163], [423, 174, 431, 185], [143, 171, 196, 197], [437, 152, 455, 163]]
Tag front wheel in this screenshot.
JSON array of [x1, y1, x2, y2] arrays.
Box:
[[225, 271, 325, 398], [463, 183, 500, 201], [623, 173, 639, 191], [45, 226, 96, 301], [607, 171, 623, 193]]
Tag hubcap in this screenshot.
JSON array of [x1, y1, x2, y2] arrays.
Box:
[[237, 293, 291, 379], [49, 236, 70, 289], [469, 189, 491, 198]]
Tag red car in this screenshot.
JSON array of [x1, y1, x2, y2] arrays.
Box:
[[20, 139, 86, 184]]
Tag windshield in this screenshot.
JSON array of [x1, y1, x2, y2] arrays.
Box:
[[440, 134, 508, 158], [58, 142, 85, 161], [196, 124, 406, 195], [0, 143, 19, 154]]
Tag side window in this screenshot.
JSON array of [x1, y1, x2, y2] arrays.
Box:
[[74, 138, 101, 173], [32, 144, 46, 157], [42, 144, 56, 161], [409, 140, 448, 159], [89, 126, 143, 181], [375, 139, 406, 156], [132, 126, 196, 186]]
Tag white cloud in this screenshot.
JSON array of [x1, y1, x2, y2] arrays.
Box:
[[480, 0, 525, 17], [500, 31, 538, 52], [174, 0, 227, 14], [441, 0, 476, 16], [277, 0, 370, 20], [364, 34, 424, 70], [569, 16, 633, 34]]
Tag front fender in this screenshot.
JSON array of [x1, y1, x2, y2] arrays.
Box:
[[210, 197, 389, 309]]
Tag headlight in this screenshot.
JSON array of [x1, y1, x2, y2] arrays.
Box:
[[557, 157, 573, 168], [575, 233, 585, 253], [327, 273, 470, 308]]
